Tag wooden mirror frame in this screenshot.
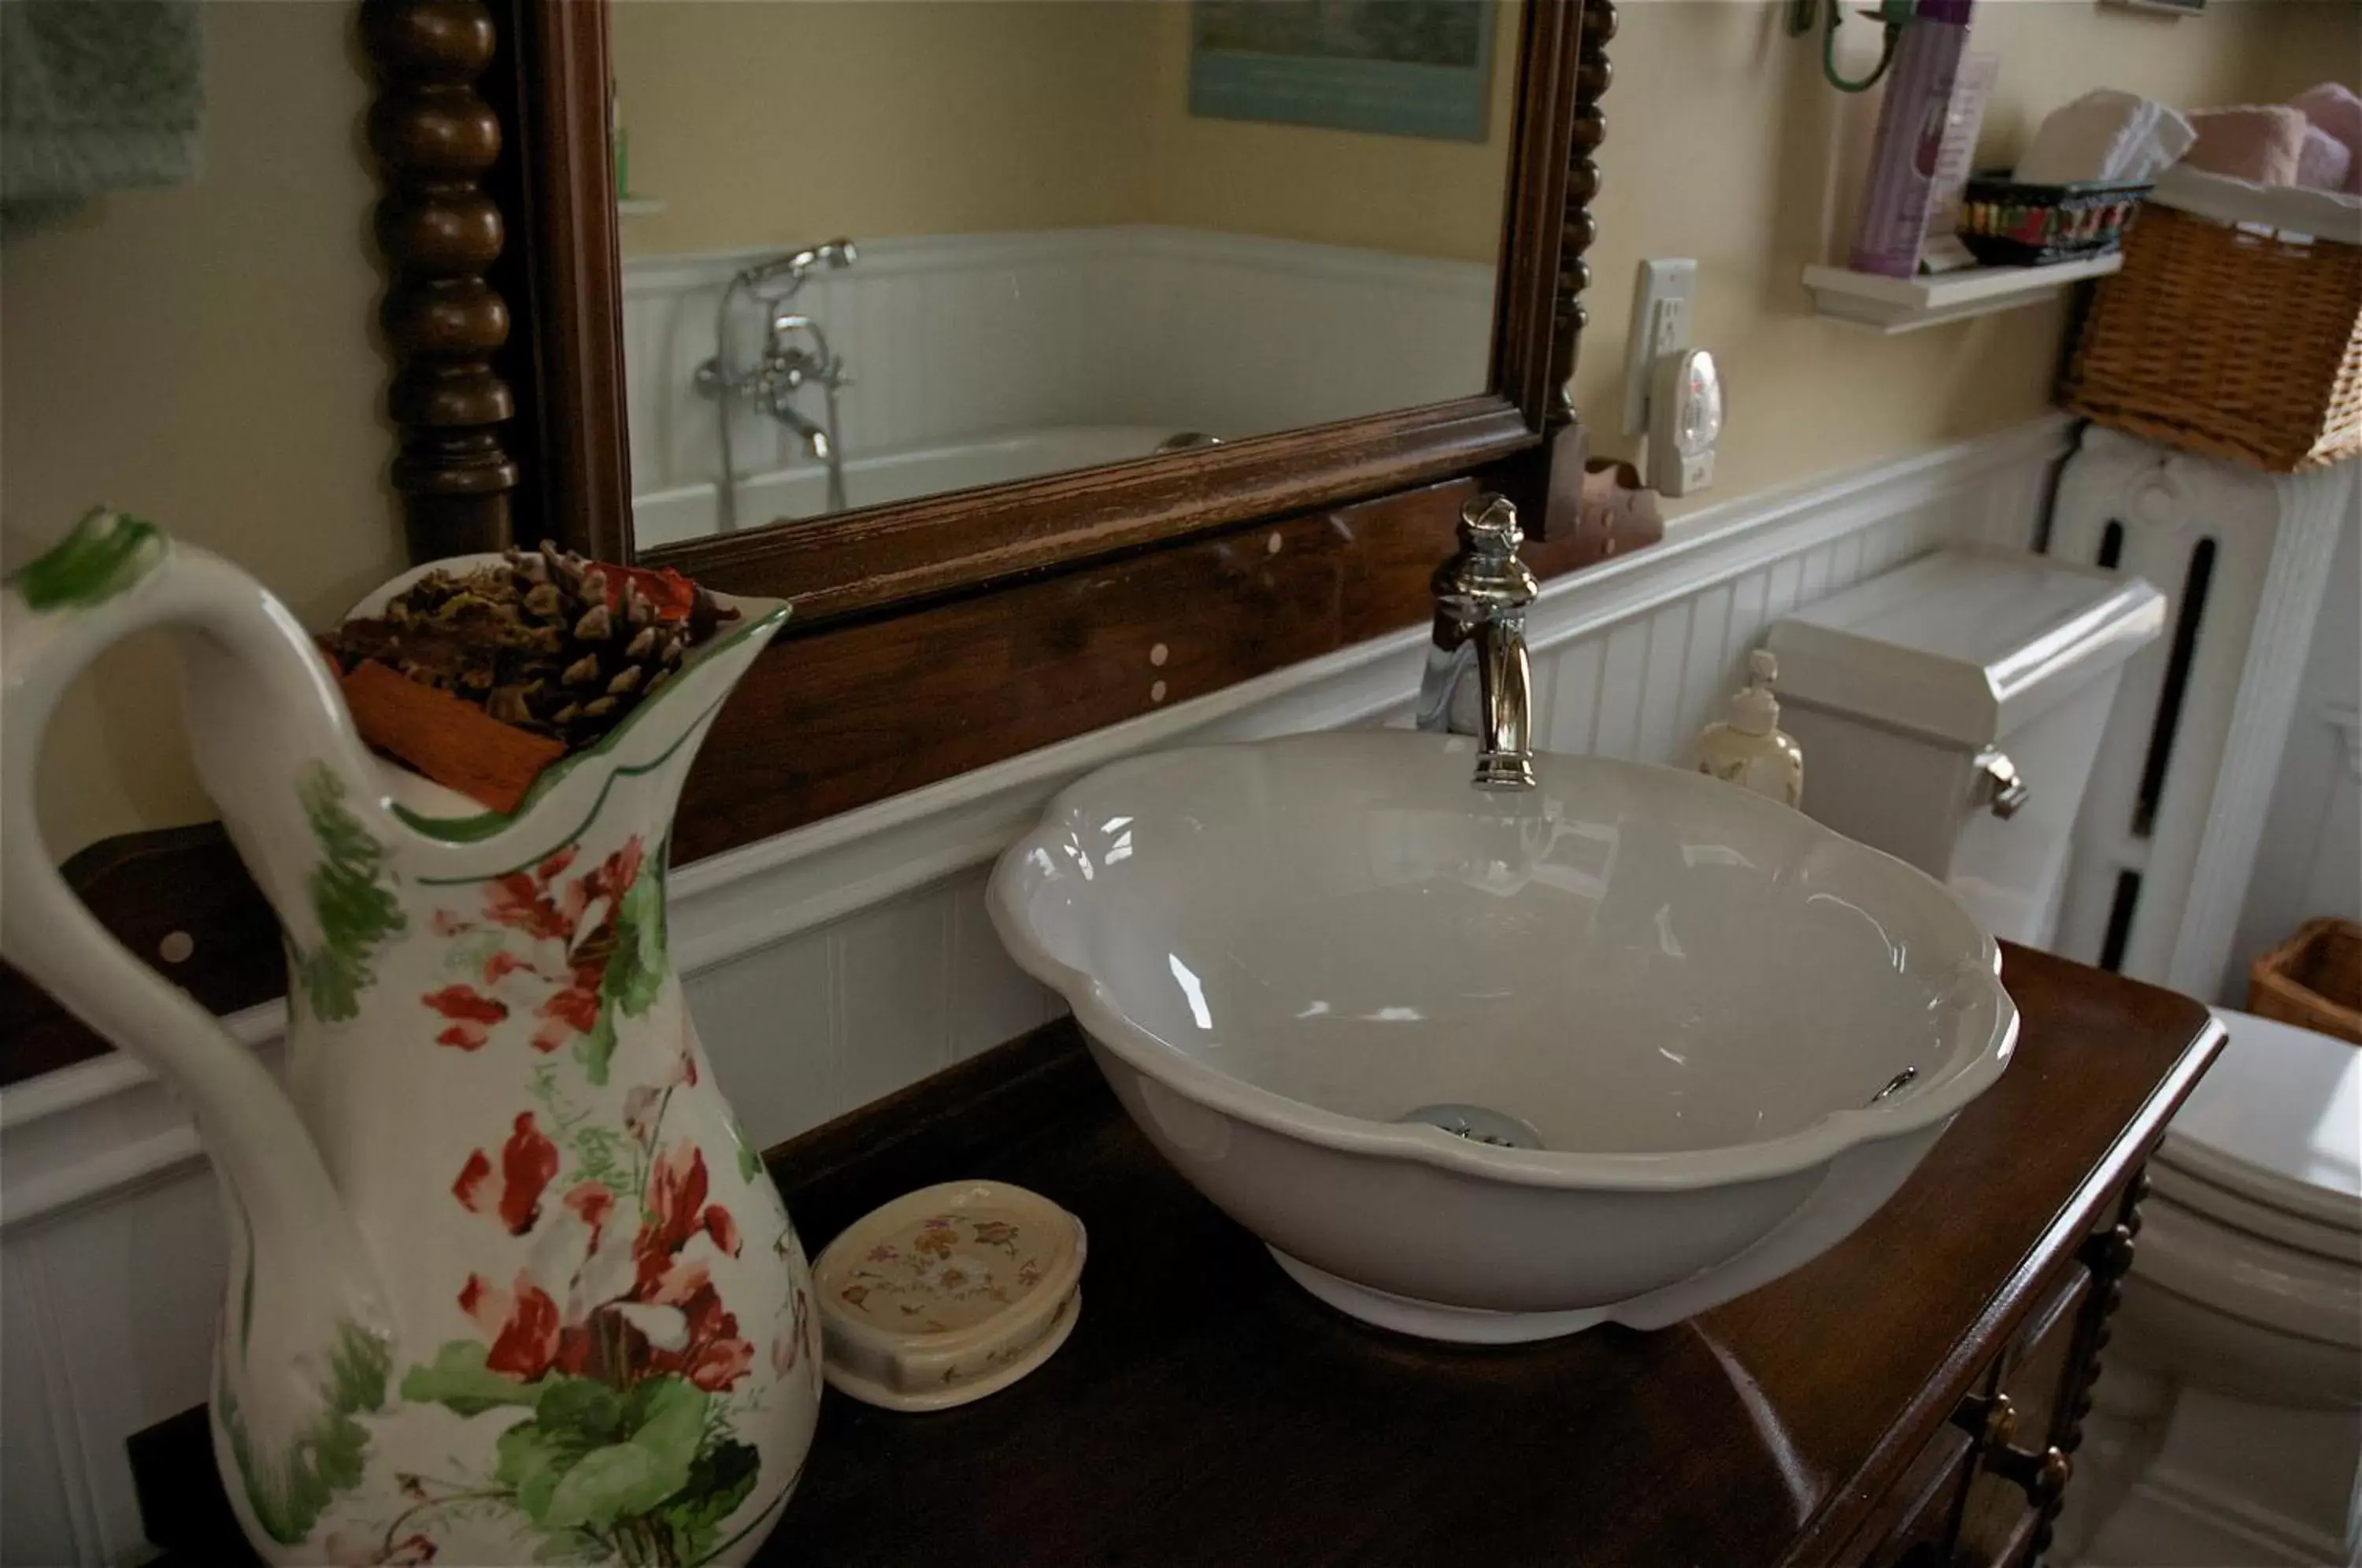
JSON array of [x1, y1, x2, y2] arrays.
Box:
[[365, 0, 1621, 629], [2, 0, 1628, 1089]]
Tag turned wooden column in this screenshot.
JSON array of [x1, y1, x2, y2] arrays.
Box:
[[361, 0, 520, 562], [2042, 1167, 2153, 1561], [1537, 0, 1653, 561], [1553, 0, 1612, 442]]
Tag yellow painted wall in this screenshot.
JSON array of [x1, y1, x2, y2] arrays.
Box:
[[1576, 0, 2353, 499], [0, 2, 405, 860], [2248, 0, 2362, 99], [612, 0, 1523, 264], [5, 0, 2353, 854], [1131, 0, 1521, 264], [610, 0, 1157, 256]]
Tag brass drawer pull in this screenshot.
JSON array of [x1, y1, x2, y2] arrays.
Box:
[[1951, 1389, 2017, 1448], [1950, 1391, 2072, 1503], [1985, 1438, 2074, 1504]]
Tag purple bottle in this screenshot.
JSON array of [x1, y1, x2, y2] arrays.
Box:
[[1849, 0, 1976, 279]]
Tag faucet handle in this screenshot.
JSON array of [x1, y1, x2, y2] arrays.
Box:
[[1458, 494, 1524, 557], [1436, 493, 1536, 616]]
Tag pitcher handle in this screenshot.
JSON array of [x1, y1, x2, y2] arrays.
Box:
[[1, 515, 395, 1500]]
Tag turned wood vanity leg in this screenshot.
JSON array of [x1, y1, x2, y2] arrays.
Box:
[[2041, 1165, 2151, 1563]]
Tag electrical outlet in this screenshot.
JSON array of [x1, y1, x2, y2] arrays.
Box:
[[1621, 258, 1697, 438], [1653, 295, 1686, 355]]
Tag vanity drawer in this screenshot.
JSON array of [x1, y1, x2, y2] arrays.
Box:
[[1951, 1262, 2094, 1566], [1855, 1422, 1976, 1568]]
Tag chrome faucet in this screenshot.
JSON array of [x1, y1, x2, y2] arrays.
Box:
[[1416, 493, 1538, 791], [694, 239, 857, 528], [740, 238, 857, 289], [749, 310, 846, 466]]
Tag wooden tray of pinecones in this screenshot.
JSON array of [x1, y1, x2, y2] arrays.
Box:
[[321, 543, 739, 813]]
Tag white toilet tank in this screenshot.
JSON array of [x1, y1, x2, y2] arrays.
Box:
[[1766, 545, 2166, 948]]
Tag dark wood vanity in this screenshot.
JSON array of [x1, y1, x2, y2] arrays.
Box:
[[130, 943, 2219, 1566]]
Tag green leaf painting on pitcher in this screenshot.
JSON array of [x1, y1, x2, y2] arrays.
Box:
[[581, 849, 668, 1086], [294, 764, 407, 1023], [219, 1321, 394, 1545], [394, 1355, 764, 1566]]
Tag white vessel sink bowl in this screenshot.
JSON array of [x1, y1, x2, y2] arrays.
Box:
[[989, 731, 2016, 1342]]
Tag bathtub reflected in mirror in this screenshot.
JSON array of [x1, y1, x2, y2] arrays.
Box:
[[612, 0, 1517, 547]]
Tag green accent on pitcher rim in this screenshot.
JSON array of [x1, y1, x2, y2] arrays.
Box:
[[8, 508, 166, 609], [409, 693, 725, 884]]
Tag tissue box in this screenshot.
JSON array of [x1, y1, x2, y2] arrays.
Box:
[[1959, 174, 2152, 266]]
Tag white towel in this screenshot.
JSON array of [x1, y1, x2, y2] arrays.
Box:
[[2015, 89, 2194, 187]]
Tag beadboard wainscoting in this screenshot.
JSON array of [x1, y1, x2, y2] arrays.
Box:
[[0, 415, 2068, 1566], [622, 227, 1496, 521]]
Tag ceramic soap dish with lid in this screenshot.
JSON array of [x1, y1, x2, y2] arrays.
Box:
[[811, 1180, 1085, 1411]]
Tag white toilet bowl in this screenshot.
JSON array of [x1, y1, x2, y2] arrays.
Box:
[[2116, 1187, 2359, 1408], [2075, 1007, 2361, 1566], [2118, 1008, 2361, 1403]]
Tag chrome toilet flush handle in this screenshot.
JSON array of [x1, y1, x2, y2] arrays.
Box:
[[1974, 749, 2031, 819]]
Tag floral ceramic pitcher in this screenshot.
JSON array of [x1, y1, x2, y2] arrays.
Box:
[[0, 515, 820, 1567]]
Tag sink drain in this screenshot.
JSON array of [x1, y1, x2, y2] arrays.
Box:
[[1398, 1104, 1543, 1150]]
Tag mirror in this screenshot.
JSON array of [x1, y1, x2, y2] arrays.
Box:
[[609, 0, 1522, 550]]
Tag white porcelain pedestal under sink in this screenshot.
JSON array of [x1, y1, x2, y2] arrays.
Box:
[[990, 731, 2019, 1343]]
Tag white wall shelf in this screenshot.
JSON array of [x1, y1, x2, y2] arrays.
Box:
[[618, 196, 666, 218], [1802, 253, 2123, 335]]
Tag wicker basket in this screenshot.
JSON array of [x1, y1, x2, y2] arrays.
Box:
[[2063, 203, 2362, 473], [2249, 917, 2362, 1044]]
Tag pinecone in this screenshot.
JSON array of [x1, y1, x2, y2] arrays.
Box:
[[324, 542, 736, 753]]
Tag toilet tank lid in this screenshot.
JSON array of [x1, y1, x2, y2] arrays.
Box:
[[1764, 545, 2166, 748], [2159, 1008, 2362, 1233]]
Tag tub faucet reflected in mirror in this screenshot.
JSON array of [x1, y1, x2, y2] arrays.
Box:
[[1416, 493, 1538, 791], [694, 238, 857, 529]]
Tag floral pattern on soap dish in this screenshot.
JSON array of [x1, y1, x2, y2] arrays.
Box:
[[833, 1213, 1050, 1335]]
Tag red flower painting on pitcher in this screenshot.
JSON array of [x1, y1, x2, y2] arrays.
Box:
[[446, 1125, 754, 1396], [397, 1104, 770, 1566], [419, 836, 666, 1085], [387, 832, 801, 1567]]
